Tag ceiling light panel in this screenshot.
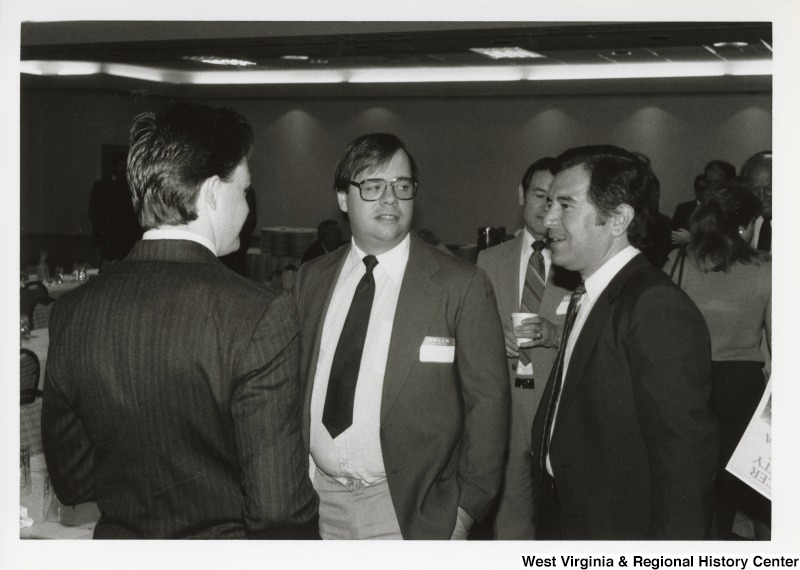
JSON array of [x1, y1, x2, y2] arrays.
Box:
[[20, 58, 771, 84], [469, 47, 545, 60], [181, 56, 257, 67]]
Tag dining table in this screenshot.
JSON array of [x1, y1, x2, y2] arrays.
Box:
[[43, 279, 83, 299], [20, 453, 100, 539], [20, 327, 101, 539]]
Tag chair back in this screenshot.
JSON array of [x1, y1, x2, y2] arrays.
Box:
[[30, 297, 55, 330], [20, 348, 42, 405]]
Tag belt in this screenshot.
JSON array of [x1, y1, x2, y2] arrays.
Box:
[[515, 377, 535, 389]]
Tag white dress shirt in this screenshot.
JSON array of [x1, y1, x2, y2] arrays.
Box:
[[750, 215, 772, 252], [310, 234, 410, 485], [516, 230, 553, 376], [547, 245, 640, 475], [142, 228, 217, 255]]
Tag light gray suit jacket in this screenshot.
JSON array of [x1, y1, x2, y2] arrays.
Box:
[[476, 235, 580, 455], [296, 232, 510, 539]]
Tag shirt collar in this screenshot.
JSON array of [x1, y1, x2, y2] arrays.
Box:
[[142, 228, 217, 256], [346, 233, 410, 285], [583, 245, 640, 303], [522, 228, 551, 262]]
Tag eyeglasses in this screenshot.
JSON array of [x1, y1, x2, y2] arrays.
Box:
[[349, 177, 418, 201], [752, 184, 772, 197]]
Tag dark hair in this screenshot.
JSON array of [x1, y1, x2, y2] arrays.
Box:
[[692, 173, 709, 200], [704, 160, 737, 181], [317, 219, 339, 233], [554, 145, 659, 249], [520, 157, 557, 192], [127, 101, 253, 229], [334, 133, 418, 194], [688, 180, 767, 271]]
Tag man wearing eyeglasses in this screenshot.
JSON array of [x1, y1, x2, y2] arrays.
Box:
[[741, 151, 772, 252], [294, 133, 509, 539]]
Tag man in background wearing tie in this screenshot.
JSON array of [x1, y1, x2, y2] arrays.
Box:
[[476, 157, 579, 539], [295, 133, 509, 539], [741, 151, 772, 252], [42, 102, 318, 538], [530, 145, 718, 540]]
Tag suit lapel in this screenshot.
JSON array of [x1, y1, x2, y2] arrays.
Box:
[[553, 254, 649, 433], [380, 235, 443, 424], [502, 237, 524, 318], [300, 247, 349, 449]]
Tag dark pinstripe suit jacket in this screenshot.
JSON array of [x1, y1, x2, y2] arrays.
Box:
[[41, 239, 319, 539]]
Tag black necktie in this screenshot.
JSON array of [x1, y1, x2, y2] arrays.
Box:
[[518, 240, 547, 369], [757, 218, 771, 252], [322, 255, 379, 439], [538, 282, 585, 481]]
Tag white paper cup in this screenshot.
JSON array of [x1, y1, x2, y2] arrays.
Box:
[[511, 312, 537, 343]]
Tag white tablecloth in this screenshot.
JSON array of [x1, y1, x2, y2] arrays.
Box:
[[45, 280, 83, 299], [20, 454, 98, 539]]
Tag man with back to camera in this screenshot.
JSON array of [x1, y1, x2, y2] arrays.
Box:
[[476, 157, 580, 539], [42, 101, 319, 539], [294, 133, 509, 539], [530, 144, 719, 540]]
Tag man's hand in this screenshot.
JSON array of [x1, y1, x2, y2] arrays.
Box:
[[516, 315, 559, 349], [503, 327, 520, 358]]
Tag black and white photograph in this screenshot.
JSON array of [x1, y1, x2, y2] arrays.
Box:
[[3, 0, 798, 568]]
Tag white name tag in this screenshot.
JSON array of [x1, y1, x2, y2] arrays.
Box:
[[419, 336, 455, 363], [556, 295, 571, 315]]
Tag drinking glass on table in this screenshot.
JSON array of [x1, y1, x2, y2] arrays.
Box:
[[55, 266, 65, 284]]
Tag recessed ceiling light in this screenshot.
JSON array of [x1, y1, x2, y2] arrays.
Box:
[[611, 51, 633, 57], [181, 56, 256, 67], [280, 55, 309, 61], [470, 47, 545, 60], [713, 41, 749, 48]]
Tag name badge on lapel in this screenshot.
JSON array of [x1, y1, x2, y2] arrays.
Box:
[[556, 294, 571, 315], [419, 336, 455, 363]]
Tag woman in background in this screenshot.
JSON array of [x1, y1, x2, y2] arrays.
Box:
[[665, 180, 771, 540]]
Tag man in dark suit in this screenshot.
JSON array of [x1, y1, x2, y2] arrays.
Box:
[[295, 133, 509, 539], [42, 102, 319, 539], [670, 173, 706, 247], [741, 151, 772, 252], [301, 219, 345, 265], [530, 144, 718, 540], [476, 157, 579, 539], [88, 155, 143, 268]]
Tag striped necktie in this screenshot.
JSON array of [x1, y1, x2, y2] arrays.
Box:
[[538, 282, 585, 481], [518, 239, 547, 367]]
